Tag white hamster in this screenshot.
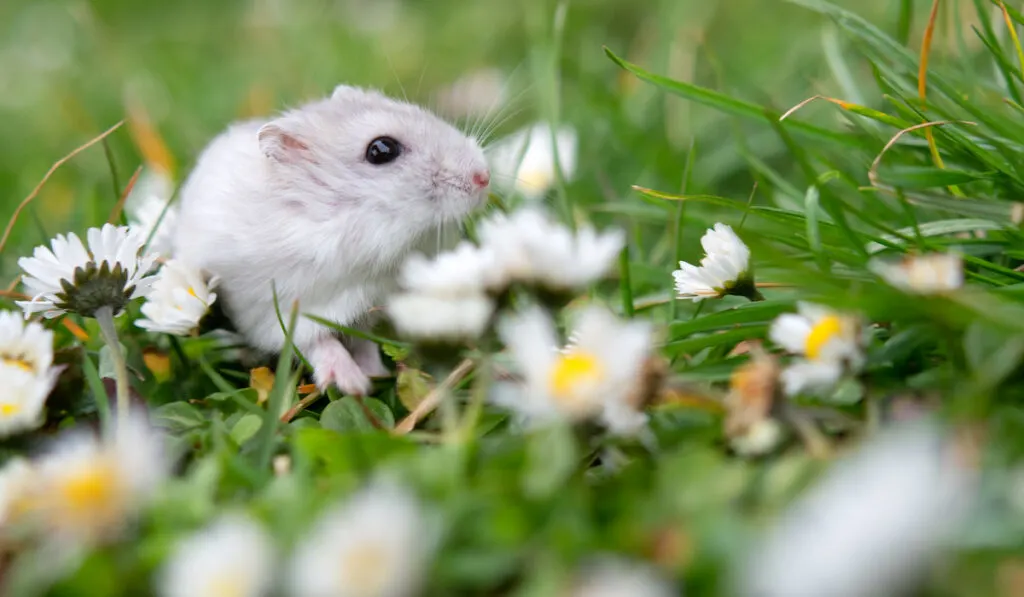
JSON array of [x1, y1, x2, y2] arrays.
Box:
[[173, 84, 491, 395]]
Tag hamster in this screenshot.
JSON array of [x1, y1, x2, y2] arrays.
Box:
[[173, 84, 491, 395]]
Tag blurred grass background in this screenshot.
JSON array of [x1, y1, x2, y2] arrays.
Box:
[[0, 0, 967, 277]]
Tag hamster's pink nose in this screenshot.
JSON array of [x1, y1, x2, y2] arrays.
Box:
[[472, 170, 490, 189]]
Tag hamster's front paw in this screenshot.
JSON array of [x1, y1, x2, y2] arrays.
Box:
[[311, 338, 372, 396], [351, 338, 390, 378]]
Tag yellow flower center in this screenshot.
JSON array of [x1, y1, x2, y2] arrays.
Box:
[[805, 315, 842, 360], [187, 286, 198, 298], [0, 403, 21, 417], [2, 355, 33, 373], [55, 460, 119, 524], [340, 543, 390, 594], [548, 351, 605, 413], [204, 575, 246, 597]]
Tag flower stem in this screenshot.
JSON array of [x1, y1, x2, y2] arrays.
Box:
[[95, 305, 129, 430]]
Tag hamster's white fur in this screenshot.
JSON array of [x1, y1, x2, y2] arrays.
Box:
[[174, 84, 490, 394]]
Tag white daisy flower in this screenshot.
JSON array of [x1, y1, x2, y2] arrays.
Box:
[[125, 167, 177, 256], [496, 306, 652, 434], [24, 410, 168, 544], [0, 312, 61, 435], [288, 482, 435, 597], [769, 302, 864, 396], [570, 557, 677, 597], [488, 122, 577, 200], [673, 223, 757, 301], [159, 514, 275, 597], [0, 310, 57, 377], [869, 252, 963, 295], [136, 259, 219, 336], [737, 421, 978, 597], [0, 364, 56, 437], [387, 292, 495, 342], [477, 207, 624, 295], [398, 242, 500, 297], [0, 457, 35, 527], [17, 224, 158, 319]]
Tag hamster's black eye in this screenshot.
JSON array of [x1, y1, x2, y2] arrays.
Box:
[[366, 136, 402, 165]]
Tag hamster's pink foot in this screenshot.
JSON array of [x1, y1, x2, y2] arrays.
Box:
[[351, 338, 390, 378], [310, 337, 371, 396]]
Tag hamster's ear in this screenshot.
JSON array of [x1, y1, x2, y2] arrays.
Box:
[[258, 122, 311, 164]]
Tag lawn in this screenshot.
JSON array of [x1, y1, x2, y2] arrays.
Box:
[[2, 0, 1023, 596]]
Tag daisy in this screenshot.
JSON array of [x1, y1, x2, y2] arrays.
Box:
[[569, 557, 677, 597], [17, 223, 158, 319], [398, 242, 499, 297], [673, 223, 758, 301], [24, 410, 168, 544], [768, 302, 863, 396], [496, 306, 653, 434], [0, 310, 57, 377], [476, 207, 624, 295], [737, 421, 977, 597], [159, 514, 275, 597], [0, 312, 61, 436], [136, 259, 219, 336], [386, 292, 495, 342], [288, 482, 436, 597], [125, 166, 177, 256], [0, 457, 35, 527], [869, 252, 963, 295], [488, 122, 577, 200]]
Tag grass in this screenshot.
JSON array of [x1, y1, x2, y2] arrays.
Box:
[[3, 0, 1024, 595]]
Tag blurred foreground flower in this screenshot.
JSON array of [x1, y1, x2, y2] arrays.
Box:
[[0, 458, 35, 526], [288, 482, 435, 597], [570, 557, 677, 597], [0, 311, 60, 436], [159, 514, 275, 597], [387, 292, 495, 343], [477, 207, 624, 298], [673, 223, 759, 302], [125, 166, 177, 256], [17, 224, 158, 319], [136, 259, 219, 336], [497, 306, 653, 435], [737, 421, 978, 597], [22, 411, 167, 545], [769, 303, 864, 396], [489, 122, 577, 200], [869, 252, 963, 295], [724, 350, 784, 457]]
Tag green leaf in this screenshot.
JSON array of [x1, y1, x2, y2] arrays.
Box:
[[152, 401, 206, 433], [664, 326, 769, 357], [305, 313, 410, 349], [875, 165, 991, 189], [669, 301, 792, 339], [230, 413, 263, 446], [523, 423, 577, 498], [321, 397, 395, 432], [865, 219, 1007, 253], [604, 46, 863, 148]]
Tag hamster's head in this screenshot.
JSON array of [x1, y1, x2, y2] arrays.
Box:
[[256, 85, 489, 239]]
